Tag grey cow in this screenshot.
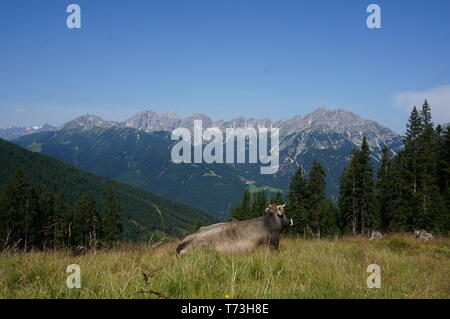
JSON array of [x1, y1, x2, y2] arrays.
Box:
[[176, 204, 293, 255]]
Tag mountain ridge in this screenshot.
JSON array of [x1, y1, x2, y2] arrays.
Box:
[[58, 107, 401, 151], [0, 124, 56, 141], [13, 107, 403, 216]]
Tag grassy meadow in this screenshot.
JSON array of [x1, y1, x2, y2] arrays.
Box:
[[0, 234, 449, 299]]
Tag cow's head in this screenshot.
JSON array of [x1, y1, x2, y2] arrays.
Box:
[[265, 203, 293, 228]]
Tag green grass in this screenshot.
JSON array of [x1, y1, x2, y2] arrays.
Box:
[[246, 184, 285, 194], [25, 142, 42, 152], [0, 234, 449, 299]]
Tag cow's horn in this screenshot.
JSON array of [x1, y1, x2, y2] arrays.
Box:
[[282, 204, 286, 208]]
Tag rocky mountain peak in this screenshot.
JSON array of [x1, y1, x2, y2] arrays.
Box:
[[62, 114, 117, 130], [179, 113, 213, 129], [122, 110, 182, 132]]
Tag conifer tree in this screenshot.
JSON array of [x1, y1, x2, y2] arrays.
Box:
[[416, 100, 441, 229], [338, 137, 376, 235], [339, 150, 360, 235], [319, 200, 340, 237], [375, 147, 392, 230], [359, 137, 377, 234], [241, 189, 251, 219], [439, 127, 450, 232], [401, 106, 423, 227], [287, 166, 308, 236], [250, 190, 267, 218], [38, 191, 55, 249], [72, 194, 100, 249], [306, 161, 326, 238], [52, 193, 70, 249], [258, 190, 268, 211], [228, 202, 241, 221], [387, 152, 412, 231], [230, 189, 251, 220], [102, 183, 123, 246], [0, 170, 40, 250], [270, 191, 284, 205]]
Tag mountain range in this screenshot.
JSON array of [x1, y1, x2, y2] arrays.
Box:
[[12, 107, 403, 217], [0, 124, 56, 141]]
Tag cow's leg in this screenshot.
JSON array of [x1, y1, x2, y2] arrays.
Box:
[[267, 237, 279, 252]]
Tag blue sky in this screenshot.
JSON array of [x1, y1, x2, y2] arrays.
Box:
[[1, 0, 449, 133]]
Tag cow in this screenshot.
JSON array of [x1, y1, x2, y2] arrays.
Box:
[[176, 204, 293, 255]]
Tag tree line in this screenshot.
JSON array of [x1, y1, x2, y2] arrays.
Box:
[[229, 189, 284, 221], [0, 170, 124, 251], [229, 162, 340, 238], [229, 101, 450, 237]]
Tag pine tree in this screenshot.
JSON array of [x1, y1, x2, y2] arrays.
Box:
[[416, 100, 441, 230], [436, 126, 450, 193], [38, 191, 55, 249], [250, 192, 258, 219], [359, 137, 377, 234], [381, 101, 448, 233], [401, 106, 423, 227], [339, 149, 361, 235], [306, 161, 326, 238], [241, 189, 251, 219], [257, 191, 268, 212], [52, 193, 70, 250], [102, 183, 123, 246], [387, 152, 411, 231], [288, 166, 307, 204], [0, 170, 40, 250], [72, 194, 100, 249], [287, 166, 308, 236], [287, 162, 340, 238], [230, 189, 251, 220], [250, 190, 267, 218], [319, 200, 340, 237], [228, 202, 241, 221], [438, 127, 450, 233], [339, 161, 355, 235], [270, 191, 283, 205], [339, 137, 376, 236], [375, 147, 392, 230]]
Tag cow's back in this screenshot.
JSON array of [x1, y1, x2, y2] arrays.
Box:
[[177, 217, 272, 254]]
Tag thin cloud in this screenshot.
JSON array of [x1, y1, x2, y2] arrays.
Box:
[[394, 84, 450, 124], [15, 106, 34, 113]]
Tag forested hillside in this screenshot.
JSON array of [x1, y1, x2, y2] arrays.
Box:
[[0, 138, 216, 244], [230, 101, 450, 236]]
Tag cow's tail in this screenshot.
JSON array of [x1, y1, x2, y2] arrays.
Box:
[[176, 240, 190, 255]]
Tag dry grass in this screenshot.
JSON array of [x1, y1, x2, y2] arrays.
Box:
[[0, 234, 449, 299]]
